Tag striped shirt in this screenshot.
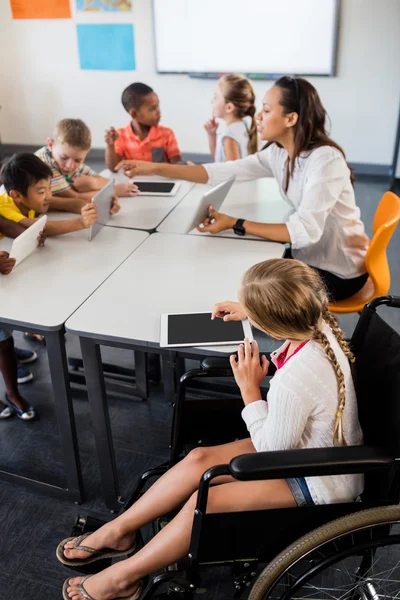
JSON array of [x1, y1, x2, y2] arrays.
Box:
[[35, 146, 96, 194], [114, 123, 181, 163]]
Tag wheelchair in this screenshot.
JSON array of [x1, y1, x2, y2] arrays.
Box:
[[72, 295, 400, 599]]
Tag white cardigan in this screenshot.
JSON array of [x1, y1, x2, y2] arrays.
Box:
[[241, 324, 364, 505], [204, 144, 369, 279]]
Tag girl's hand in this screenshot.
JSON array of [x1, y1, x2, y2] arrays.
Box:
[[204, 117, 218, 136], [105, 127, 119, 146], [80, 203, 98, 229], [230, 339, 269, 405], [212, 301, 247, 322], [110, 195, 120, 215], [114, 182, 139, 198], [196, 205, 236, 234], [0, 252, 16, 275], [115, 160, 157, 177]]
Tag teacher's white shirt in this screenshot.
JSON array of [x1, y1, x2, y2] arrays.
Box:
[[204, 144, 369, 279]]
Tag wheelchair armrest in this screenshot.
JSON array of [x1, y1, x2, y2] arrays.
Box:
[[200, 354, 276, 377], [200, 357, 232, 377], [229, 446, 394, 481]]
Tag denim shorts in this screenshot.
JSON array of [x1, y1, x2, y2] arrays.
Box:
[[287, 477, 315, 506], [0, 328, 12, 343]]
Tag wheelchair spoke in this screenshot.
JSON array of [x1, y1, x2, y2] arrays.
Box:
[[253, 517, 400, 600]]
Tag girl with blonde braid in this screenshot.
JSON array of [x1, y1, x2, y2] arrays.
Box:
[[59, 258, 363, 600], [204, 73, 258, 162]]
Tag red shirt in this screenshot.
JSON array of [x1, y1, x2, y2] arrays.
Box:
[[114, 123, 181, 163]]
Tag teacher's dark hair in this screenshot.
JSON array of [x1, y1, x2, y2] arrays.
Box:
[[266, 76, 353, 191]]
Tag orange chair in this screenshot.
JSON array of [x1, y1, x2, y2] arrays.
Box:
[[329, 191, 400, 314]]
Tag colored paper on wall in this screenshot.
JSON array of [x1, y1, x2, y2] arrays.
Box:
[[77, 24, 135, 71], [10, 0, 71, 19], [76, 0, 132, 12]]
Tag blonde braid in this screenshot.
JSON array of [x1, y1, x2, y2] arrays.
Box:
[[312, 327, 347, 446], [322, 310, 355, 364]]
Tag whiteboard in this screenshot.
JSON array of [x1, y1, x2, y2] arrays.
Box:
[[153, 0, 339, 77]]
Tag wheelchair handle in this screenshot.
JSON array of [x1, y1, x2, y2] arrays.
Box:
[[367, 295, 400, 310]]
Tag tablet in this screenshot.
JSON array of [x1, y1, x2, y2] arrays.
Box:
[[160, 311, 253, 348], [135, 181, 180, 196], [9, 215, 47, 267], [185, 176, 236, 234], [88, 180, 114, 241]]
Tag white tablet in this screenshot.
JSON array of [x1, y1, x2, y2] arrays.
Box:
[[9, 215, 47, 267], [160, 311, 253, 348], [135, 181, 180, 196], [88, 180, 114, 241], [185, 176, 236, 234]]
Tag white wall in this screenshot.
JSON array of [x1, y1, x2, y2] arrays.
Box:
[[0, 0, 399, 165]]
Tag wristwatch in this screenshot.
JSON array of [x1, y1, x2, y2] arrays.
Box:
[[233, 218, 246, 236]]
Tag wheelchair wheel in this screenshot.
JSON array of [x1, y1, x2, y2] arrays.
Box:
[[249, 505, 400, 599]]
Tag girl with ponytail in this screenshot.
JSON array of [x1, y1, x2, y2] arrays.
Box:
[[204, 74, 257, 162]]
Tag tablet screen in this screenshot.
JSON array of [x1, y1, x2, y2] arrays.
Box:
[[136, 182, 175, 193], [168, 313, 244, 345]]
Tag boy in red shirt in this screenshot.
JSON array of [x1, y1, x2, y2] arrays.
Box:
[[105, 83, 181, 171]]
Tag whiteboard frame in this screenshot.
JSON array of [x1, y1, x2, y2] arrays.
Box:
[[152, 0, 341, 79]]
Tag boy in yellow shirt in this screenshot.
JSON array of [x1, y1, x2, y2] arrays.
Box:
[[35, 118, 137, 212], [0, 153, 121, 237]]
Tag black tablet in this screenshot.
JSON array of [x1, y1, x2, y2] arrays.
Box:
[[160, 312, 252, 347], [135, 181, 180, 195]]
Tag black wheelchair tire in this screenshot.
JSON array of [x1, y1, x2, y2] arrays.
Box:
[[249, 504, 400, 599]]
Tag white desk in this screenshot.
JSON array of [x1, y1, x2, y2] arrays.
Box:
[[0, 226, 148, 503], [0, 227, 148, 330], [99, 169, 194, 232], [65, 232, 284, 509], [157, 178, 293, 238], [66, 232, 285, 346]]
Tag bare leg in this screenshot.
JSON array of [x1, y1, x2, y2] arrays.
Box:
[[64, 438, 255, 560], [0, 337, 30, 411], [66, 477, 296, 600]]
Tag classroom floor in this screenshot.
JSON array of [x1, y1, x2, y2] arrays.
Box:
[[0, 174, 399, 600]]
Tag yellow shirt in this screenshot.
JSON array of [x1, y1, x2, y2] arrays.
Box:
[[0, 192, 35, 239]]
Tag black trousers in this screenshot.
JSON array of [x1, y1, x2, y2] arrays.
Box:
[[283, 248, 368, 302]]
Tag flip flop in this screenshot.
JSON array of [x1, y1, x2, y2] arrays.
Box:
[[56, 532, 136, 567], [24, 332, 46, 345], [62, 575, 142, 600]]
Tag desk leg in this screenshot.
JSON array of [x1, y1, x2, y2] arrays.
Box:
[[134, 351, 148, 400], [46, 328, 83, 503], [161, 351, 176, 405], [80, 337, 121, 511]]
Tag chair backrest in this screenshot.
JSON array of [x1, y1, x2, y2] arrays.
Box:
[[366, 191, 400, 297], [351, 299, 400, 501]]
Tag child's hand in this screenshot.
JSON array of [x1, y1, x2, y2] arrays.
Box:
[[115, 160, 157, 177], [80, 203, 98, 229], [110, 195, 120, 215], [105, 127, 119, 146], [70, 174, 96, 193], [230, 339, 269, 404], [204, 117, 218, 136], [196, 205, 236, 234], [37, 227, 47, 247], [0, 251, 16, 275], [212, 301, 247, 322], [114, 182, 139, 198]]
